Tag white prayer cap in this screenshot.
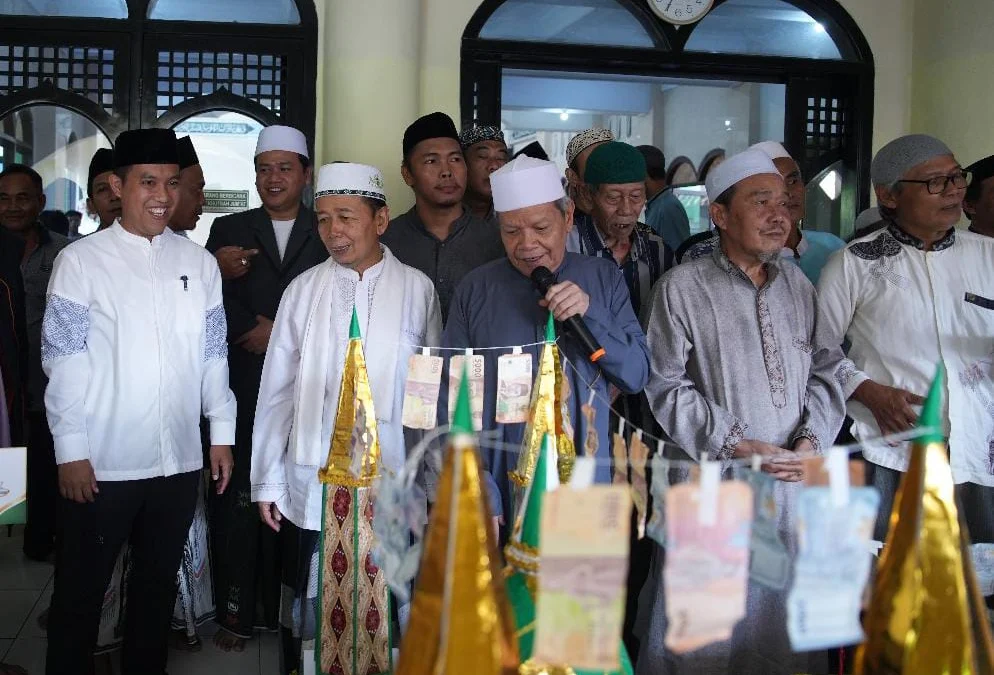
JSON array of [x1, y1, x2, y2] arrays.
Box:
[[854, 206, 882, 232], [255, 125, 309, 158], [749, 140, 792, 161], [705, 149, 781, 203], [314, 162, 386, 203], [491, 156, 566, 213], [566, 128, 615, 167], [870, 134, 953, 186]]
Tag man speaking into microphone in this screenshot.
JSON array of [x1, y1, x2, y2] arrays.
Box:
[[442, 155, 650, 530]]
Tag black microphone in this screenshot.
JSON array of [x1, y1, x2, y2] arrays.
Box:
[[530, 266, 606, 363]]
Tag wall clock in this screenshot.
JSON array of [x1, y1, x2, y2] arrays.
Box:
[[648, 0, 715, 25]]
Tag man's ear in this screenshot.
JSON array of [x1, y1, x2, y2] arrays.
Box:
[[874, 184, 898, 210], [375, 205, 390, 236], [109, 172, 124, 200], [401, 162, 414, 189], [710, 202, 729, 233]]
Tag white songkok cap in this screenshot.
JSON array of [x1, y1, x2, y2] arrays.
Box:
[[749, 140, 792, 160], [491, 156, 566, 213], [255, 125, 309, 158], [314, 162, 386, 203], [705, 148, 781, 203]]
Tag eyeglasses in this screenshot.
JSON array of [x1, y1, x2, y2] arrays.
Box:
[[897, 170, 970, 195]]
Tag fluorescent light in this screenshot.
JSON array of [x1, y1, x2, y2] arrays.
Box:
[[559, 112, 569, 121]]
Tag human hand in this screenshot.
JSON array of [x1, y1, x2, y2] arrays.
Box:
[[259, 502, 283, 533], [733, 439, 804, 482], [210, 445, 234, 494], [215, 246, 260, 280], [539, 281, 590, 322], [235, 315, 274, 355], [58, 459, 99, 503], [853, 380, 925, 440]]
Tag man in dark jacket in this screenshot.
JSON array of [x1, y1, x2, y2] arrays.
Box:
[[205, 125, 328, 651]]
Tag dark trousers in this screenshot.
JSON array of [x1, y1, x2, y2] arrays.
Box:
[[23, 410, 57, 560], [45, 470, 200, 675], [210, 439, 281, 638]]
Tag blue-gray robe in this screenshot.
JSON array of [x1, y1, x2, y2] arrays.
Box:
[[441, 253, 650, 521]]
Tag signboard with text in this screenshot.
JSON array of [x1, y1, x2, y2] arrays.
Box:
[[204, 190, 250, 213]]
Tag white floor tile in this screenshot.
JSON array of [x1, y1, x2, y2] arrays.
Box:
[[0, 590, 40, 639], [0, 540, 54, 591], [1, 637, 46, 673], [20, 580, 52, 639], [259, 631, 279, 674]]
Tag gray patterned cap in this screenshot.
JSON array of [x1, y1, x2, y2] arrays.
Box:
[[459, 125, 505, 149], [870, 134, 954, 186], [566, 128, 615, 168]]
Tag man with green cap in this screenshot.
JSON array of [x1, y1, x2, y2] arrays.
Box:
[[568, 141, 672, 322]]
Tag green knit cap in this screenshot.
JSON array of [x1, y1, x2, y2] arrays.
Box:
[[584, 141, 647, 187]]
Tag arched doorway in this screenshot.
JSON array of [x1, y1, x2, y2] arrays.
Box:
[[0, 0, 317, 236], [461, 0, 873, 238]]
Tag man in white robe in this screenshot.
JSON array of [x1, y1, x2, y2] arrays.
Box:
[[42, 128, 235, 675], [250, 162, 441, 674]]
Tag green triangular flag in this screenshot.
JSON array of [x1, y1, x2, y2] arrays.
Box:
[[349, 306, 361, 340], [520, 433, 555, 549], [451, 364, 474, 435], [545, 311, 556, 343], [918, 364, 945, 444]]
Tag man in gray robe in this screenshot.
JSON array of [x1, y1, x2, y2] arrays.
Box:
[[638, 149, 846, 675]]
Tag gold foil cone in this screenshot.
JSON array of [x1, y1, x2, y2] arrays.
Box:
[[511, 342, 575, 489], [319, 334, 381, 487], [857, 439, 994, 674], [395, 434, 520, 675]]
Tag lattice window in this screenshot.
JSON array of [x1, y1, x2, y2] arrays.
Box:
[[155, 50, 286, 117], [802, 95, 849, 163], [0, 44, 115, 114]]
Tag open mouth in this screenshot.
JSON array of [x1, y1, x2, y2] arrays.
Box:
[[330, 243, 352, 255], [148, 207, 168, 219]]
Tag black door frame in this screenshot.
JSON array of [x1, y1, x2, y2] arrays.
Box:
[[0, 0, 317, 149], [461, 0, 875, 217]]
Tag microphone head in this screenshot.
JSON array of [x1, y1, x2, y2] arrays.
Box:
[[530, 266, 556, 292]]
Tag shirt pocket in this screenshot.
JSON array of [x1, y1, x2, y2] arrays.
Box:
[[171, 275, 207, 335], [964, 292, 994, 311]]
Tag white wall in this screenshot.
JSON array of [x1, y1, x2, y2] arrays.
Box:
[[310, 0, 916, 212]]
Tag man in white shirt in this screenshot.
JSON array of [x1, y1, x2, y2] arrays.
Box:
[[204, 125, 328, 649], [251, 162, 441, 675], [818, 134, 994, 549], [42, 128, 235, 675]]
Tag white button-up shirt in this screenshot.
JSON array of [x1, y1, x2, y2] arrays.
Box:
[[818, 224, 994, 485], [42, 223, 236, 481]]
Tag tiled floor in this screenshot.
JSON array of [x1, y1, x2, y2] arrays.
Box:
[[0, 526, 279, 674]]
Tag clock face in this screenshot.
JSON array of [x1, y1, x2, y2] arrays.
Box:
[[648, 0, 715, 25]]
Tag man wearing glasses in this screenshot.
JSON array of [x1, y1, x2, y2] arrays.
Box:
[[817, 135, 994, 554]]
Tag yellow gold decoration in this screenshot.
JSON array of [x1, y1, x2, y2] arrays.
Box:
[[319, 308, 380, 487], [316, 307, 390, 675], [856, 366, 994, 674], [396, 368, 519, 675], [511, 313, 576, 489]]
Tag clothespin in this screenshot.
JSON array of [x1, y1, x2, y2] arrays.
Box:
[[586, 389, 596, 408], [617, 417, 625, 437], [421, 346, 431, 357], [826, 446, 850, 508], [698, 460, 720, 526], [512, 345, 523, 355], [464, 347, 474, 357], [635, 429, 643, 442], [751, 454, 762, 473]]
